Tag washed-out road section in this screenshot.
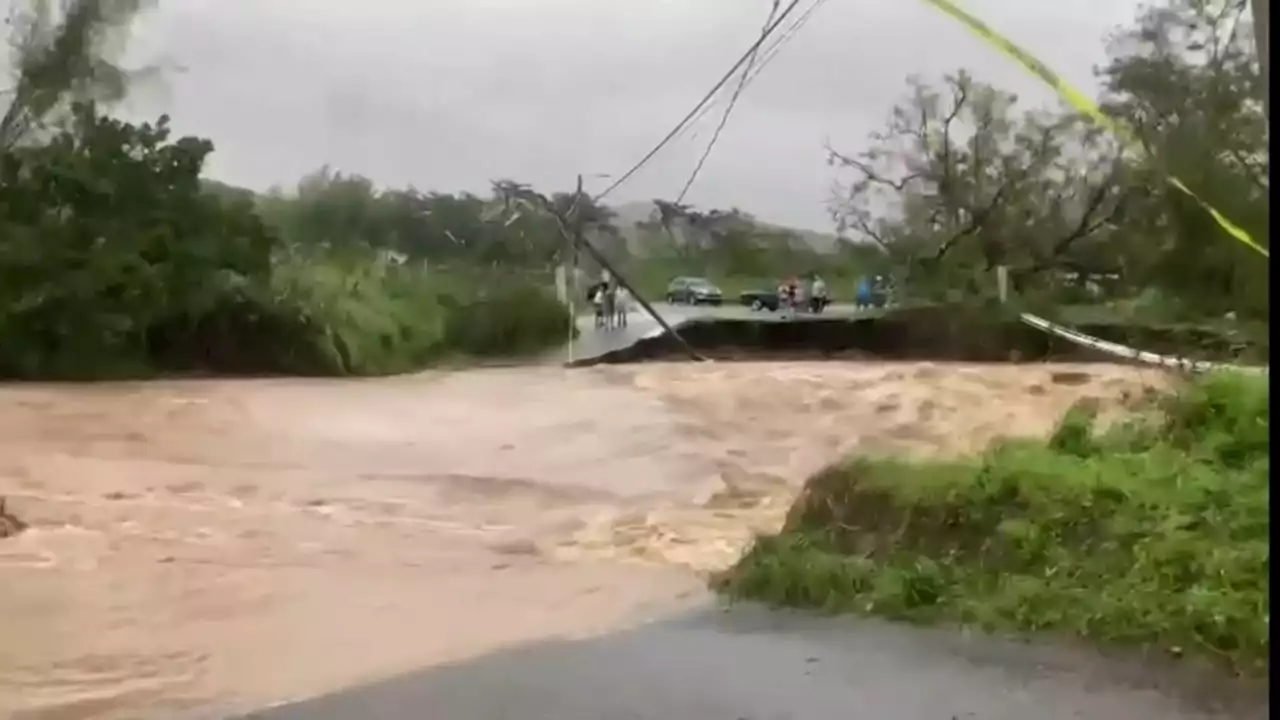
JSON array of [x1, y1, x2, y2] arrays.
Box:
[[566, 301, 874, 363]]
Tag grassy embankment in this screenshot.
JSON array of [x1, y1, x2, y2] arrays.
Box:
[[715, 371, 1269, 677], [177, 255, 576, 377]]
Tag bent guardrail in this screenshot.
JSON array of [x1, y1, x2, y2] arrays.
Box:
[[1018, 313, 1268, 374]]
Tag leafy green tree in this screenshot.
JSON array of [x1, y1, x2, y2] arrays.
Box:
[[828, 70, 1129, 303], [0, 105, 279, 377], [1099, 0, 1269, 319], [826, 0, 1267, 319]]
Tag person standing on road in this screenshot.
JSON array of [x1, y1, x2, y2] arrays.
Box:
[[589, 279, 607, 328], [614, 285, 631, 328], [810, 273, 828, 312], [855, 276, 872, 309], [601, 280, 617, 330]]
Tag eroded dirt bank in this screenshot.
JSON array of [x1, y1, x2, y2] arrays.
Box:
[[0, 362, 1169, 718]]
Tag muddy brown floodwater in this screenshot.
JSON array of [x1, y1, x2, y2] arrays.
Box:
[[0, 361, 1170, 719]]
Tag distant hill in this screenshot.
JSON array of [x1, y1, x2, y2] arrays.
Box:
[[198, 176, 847, 255], [607, 200, 843, 255]]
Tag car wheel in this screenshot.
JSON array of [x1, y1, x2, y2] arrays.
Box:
[[750, 299, 764, 311], [666, 294, 677, 304]]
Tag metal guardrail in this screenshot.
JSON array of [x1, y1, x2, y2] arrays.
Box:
[[1018, 313, 1269, 374]]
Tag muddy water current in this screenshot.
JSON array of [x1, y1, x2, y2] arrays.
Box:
[[0, 362, 1173, 718]]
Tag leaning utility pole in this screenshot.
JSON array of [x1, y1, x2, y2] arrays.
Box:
[[555, 176, 704, 363], [1253, 0, 1270, 118], [566, 174, 584, 364]]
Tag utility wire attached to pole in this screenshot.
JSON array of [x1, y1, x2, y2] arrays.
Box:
[[675, 0, 782, 204], [593, 0, 806, 203], [677, 0, 830, 148]]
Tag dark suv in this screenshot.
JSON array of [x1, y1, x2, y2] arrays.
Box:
[[665, 277, 723, 306]]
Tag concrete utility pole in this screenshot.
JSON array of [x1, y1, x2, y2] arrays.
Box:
[[566, 173, 584, 365], [557, 175, 705, 363], [1252, 0, 1270, 118]]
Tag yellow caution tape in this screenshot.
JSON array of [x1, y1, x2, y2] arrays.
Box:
[[922, 0, 1269, 258]]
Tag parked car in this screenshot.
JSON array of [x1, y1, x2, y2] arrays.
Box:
[[739, 289, 781, 311], [666, 277, 724, 305]]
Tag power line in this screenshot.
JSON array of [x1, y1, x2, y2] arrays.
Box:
[[674, 0, 783, 204], [679, 0, 829, 146], [592, 0, 806, 202]]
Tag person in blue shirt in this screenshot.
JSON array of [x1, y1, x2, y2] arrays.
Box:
[[855, 276, 872, 308]]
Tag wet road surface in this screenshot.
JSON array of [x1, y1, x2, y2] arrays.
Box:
[[241, 605, 1265, 720]]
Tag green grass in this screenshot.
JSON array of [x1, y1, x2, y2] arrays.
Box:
[[714, 371, 1270, 676], [164, 251, 576, 378]]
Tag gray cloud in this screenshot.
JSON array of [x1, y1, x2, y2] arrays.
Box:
[[116, 0, 1143, 231]]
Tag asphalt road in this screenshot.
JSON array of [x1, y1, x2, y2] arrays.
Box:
[[238, 605, 1262, 720]]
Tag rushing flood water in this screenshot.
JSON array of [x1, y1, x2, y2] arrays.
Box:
[[0, 362, 1172, 718]]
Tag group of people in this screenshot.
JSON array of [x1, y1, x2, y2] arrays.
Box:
[[854, 274, 892, 309], [778, 273, 830, 313], [586, 276, 632, 330]]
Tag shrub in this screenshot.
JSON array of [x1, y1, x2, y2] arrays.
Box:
[[442, 281, 574, 357]]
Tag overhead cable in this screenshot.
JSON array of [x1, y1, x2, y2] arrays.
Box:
[[592, 0, 806, 202]]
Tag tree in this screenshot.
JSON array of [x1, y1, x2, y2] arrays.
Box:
[[1099, 0, 1269, 318], [2, 0, 156, 159], [0, 105, 279, 377], [828, 70, 1129, 302]]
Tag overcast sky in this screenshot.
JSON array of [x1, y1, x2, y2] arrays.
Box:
[[111, 0, 1144, 232]]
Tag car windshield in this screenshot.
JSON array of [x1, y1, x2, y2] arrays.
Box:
[[690, 280, 717, 290]]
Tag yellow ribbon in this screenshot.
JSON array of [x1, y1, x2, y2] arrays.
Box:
[[922, 0, 1269, 258]]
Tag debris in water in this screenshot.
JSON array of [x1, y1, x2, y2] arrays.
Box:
[[0, 498, 27, 538]]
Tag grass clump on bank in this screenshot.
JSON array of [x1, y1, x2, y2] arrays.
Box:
[[259, 253, 574, 376], [715, 372, 1270, 676]]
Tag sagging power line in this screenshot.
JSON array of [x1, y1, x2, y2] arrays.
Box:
[[675, 0, 831, 202], [674, 0, 783, 204], [593, 0, 806, 203], [678, 0, 831, 149]]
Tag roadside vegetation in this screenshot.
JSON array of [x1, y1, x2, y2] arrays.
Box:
[[716, 371, 1269, 675], [0, 3, 588, 379], [716, 0, 1269, 678]]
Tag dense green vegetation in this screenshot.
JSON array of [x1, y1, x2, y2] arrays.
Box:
[[0, 102, 577, 378], [0, 3, 587, 379], [716, 371, 1269, 676]]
